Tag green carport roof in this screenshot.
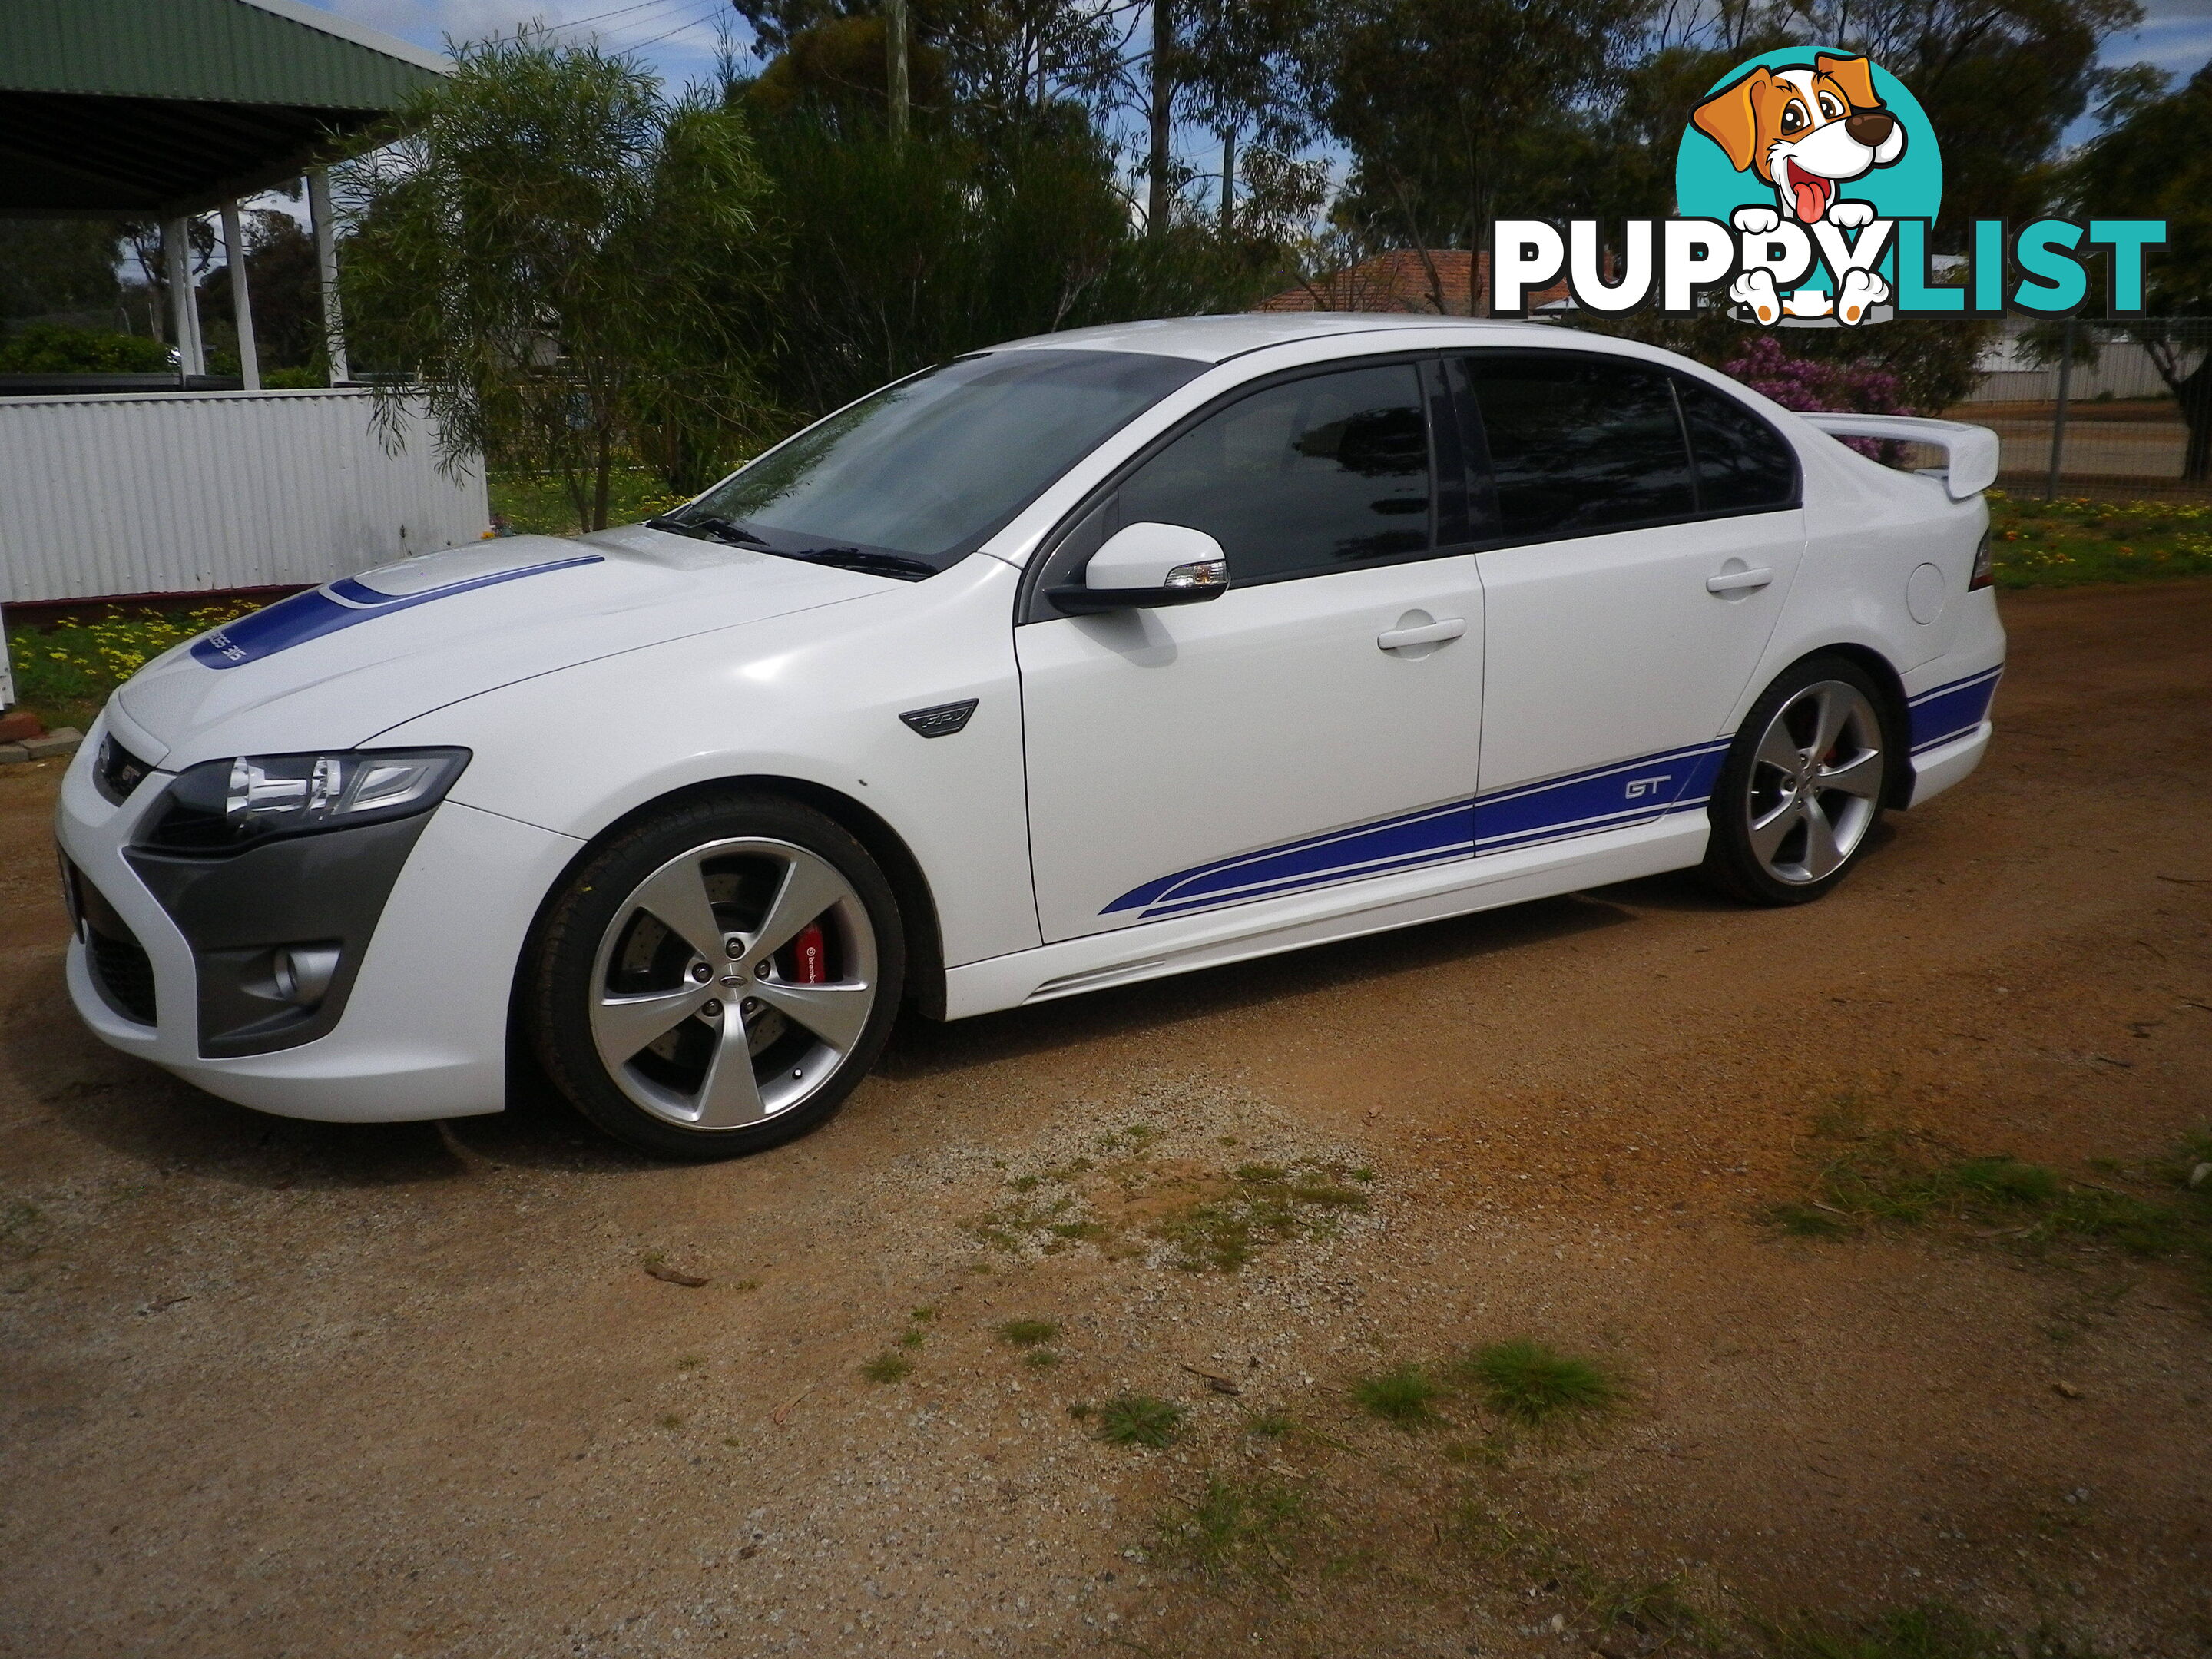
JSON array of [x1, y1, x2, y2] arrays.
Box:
[[0, 0, 448, 218]]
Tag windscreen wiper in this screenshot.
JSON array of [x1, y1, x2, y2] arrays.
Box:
[[786, 546, 938, 581], [645, 515, 770, 548]]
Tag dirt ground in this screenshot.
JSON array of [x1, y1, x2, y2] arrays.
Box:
[[3, 584, 2208, 1659]]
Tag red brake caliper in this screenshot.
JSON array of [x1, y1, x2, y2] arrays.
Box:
[[788, 922, 828, 985]]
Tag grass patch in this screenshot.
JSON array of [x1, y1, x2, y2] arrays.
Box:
[[1022, 1348, 1060, 1368], [1151, 1475, 1308, 1581], [1454, 1339, 1621, 1426], [1147, 1158, 1372, 1273], [1987, 489, 2212, 589], [1758, 1600, 2108, 1658], [995, 1317, 1059, 1348], [1084, 1394, 1184, 1449], [1348, 1362, 1445, 1430], [486, 464, 690, 536], [858, 1352, 912, 1384], [1770, 1125, 2212, 1290], [961, 1137, 1375, 1273], [6, 600, 262, 730]]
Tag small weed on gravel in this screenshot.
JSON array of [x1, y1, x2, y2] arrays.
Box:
[[1454, 1340, 1621, 1426], [996, 1317, 1059, 1347], [1151, 1475, 1309, 1582], [1080, 1394, 1184, 1448], [1349, 1362, 1446, 1430], [859, 1353, 912, 1384]]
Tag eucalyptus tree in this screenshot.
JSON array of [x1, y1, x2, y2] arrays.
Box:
[[339, 34, 773, 526], [1303, 0, 1653, 312]]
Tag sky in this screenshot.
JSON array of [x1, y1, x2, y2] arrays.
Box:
[[301, 0, 752, 90]]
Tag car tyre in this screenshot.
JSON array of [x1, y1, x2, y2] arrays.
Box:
[[528, 793, 905, 1160], [1703, 655, 1893, 907]]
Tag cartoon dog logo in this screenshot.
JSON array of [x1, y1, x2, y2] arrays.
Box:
[[1693, 53, 1906, 325]]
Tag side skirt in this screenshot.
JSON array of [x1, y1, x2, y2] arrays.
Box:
[[942, 814, 1709, 1020]]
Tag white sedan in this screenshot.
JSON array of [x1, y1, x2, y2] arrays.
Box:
[[57, 315, 2004, 1157]]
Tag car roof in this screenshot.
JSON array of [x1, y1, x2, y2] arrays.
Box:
[[988, 312, 1576, 364]]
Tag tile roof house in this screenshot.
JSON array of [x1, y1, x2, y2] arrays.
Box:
[[1257, 248, 1572, 316]]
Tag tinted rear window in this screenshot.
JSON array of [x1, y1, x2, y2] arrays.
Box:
[[1677, 377, 1799, 513], [1465, 352, 1695, 539]]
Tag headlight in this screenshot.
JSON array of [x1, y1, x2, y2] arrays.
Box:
[[136, 748, 471, 853]]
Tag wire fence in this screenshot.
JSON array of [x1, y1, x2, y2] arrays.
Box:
[[1945, 317, 2212, 502]]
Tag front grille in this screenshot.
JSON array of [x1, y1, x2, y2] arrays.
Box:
[[71, 866, 158, 1025], [88, 929, 157, 1025]]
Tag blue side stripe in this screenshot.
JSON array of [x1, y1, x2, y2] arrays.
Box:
[[1472, 740, 1728, 852], [1103, 740, 1728, 920], [190, 554, 604, 670], [1101, 664, 2005, 922], [1103, 800, 1473, 915], [1906, 664, 2002, 753]]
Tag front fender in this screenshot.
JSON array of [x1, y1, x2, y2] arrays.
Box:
[[369, 555, 1039, 970]]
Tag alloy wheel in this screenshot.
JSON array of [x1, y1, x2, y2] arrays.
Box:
[[585, 836, 878, 1130], [1743, 680, 1887, 885]]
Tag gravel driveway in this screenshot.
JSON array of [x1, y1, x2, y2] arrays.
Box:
[[4, 582, 2207, 1658]]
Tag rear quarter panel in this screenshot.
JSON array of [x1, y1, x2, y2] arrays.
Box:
[[1730, 422, 1991, 733]]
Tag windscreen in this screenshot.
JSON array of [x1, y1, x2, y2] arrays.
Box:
[[681, 349, 1208, 569]]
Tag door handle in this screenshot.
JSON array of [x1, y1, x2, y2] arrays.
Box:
[[1376, 617, 1466, 650], [1705, 567, 1774, 594]]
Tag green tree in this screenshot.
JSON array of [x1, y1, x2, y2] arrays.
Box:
[[198, 209, 324, 372], [338, 34, 774, 528], [2069, 64, 2212, 477], [0, 220, 126, 322], [1303, 0, 1655, 313]]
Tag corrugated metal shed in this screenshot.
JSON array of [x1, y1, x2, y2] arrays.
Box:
[[0, 0, 446, 214], [1, 0, 445, 106], [0, 389, 490, 603]]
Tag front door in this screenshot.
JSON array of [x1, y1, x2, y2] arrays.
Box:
[[1017, 358, 1485, 943], [1459, 352, 1806, 855]]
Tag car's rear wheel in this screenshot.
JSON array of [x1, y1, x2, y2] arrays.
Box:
[[1704, 657, 1892, 906], [528, 793, 903, 1159]]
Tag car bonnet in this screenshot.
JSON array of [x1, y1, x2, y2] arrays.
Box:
[[111, 528, 892, 766]]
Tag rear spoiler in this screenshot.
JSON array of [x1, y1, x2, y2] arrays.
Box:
[[1799, 412, 2000, 502]]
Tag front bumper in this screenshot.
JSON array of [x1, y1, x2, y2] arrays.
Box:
[[55, 733, 583, 1122]]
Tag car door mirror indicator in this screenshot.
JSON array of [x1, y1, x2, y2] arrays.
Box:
[[1048, 522, 1230, 614]]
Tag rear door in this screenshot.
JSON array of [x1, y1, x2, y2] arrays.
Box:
[[1462, 352, 1806, 854], [1016, 356, 1485, 942]]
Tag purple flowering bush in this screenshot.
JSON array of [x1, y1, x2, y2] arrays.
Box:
[[1720, 335, 1915, 459]]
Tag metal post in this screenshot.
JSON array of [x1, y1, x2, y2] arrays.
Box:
[[307, 168, 349, 385], [2045, 315, 2076, 500], [162, 217, 206, 381], [220, 200, 260, 391]]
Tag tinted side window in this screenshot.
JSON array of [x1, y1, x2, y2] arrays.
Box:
[[1677, 377, 1797, 512], [1465, 353, 1694, 539], [1117, 363, 1431, 584]]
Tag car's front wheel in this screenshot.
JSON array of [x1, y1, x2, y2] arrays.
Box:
[[1704, 657, 1892, 906], [528, 793, 904, 1159]]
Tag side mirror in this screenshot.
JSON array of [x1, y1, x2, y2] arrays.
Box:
[[1048, 522, 1230, 615]]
